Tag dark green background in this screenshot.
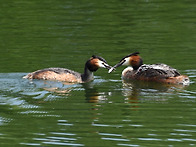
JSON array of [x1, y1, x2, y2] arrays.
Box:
[[0, 0, 196, 146]]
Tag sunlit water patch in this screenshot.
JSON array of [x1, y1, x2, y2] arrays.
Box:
[[0, 73, 113, 104]]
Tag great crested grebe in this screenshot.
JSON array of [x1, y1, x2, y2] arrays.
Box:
[[109, 52, 190, 85], [23, 55, 112, 83]]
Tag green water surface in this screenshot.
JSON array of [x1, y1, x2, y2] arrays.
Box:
[[0, 0, 196, 146]]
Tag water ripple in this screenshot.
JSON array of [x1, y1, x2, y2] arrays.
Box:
[[117, 144, 139, 147], [101, 137, 130, 141], [42, 142, 84, 146]]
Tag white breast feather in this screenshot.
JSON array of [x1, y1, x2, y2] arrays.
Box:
[[122, 67, 133, 76]]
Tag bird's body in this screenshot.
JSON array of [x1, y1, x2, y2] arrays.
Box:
[[23, 55, 111, 83], [109, 52, 190, 85], [23, 67, 83, 83]]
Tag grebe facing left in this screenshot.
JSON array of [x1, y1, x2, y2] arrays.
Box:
[[109, 52, 190, 85], [23, 55, 112, 83]]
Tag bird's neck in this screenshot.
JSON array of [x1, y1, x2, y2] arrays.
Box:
[[81, 66, 94, 83]]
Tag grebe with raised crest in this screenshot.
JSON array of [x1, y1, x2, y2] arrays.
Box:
[[23, 55, 112, 83], [109, 52, 190, 85]]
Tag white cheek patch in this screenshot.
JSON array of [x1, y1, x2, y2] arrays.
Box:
[[97, 60, 106, 68], [122, 58, 130, 66]]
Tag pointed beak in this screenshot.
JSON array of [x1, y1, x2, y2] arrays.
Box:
[[113, 62, 124, 68], [103, 62, 112, 70], [108, 61, 124, 73]]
